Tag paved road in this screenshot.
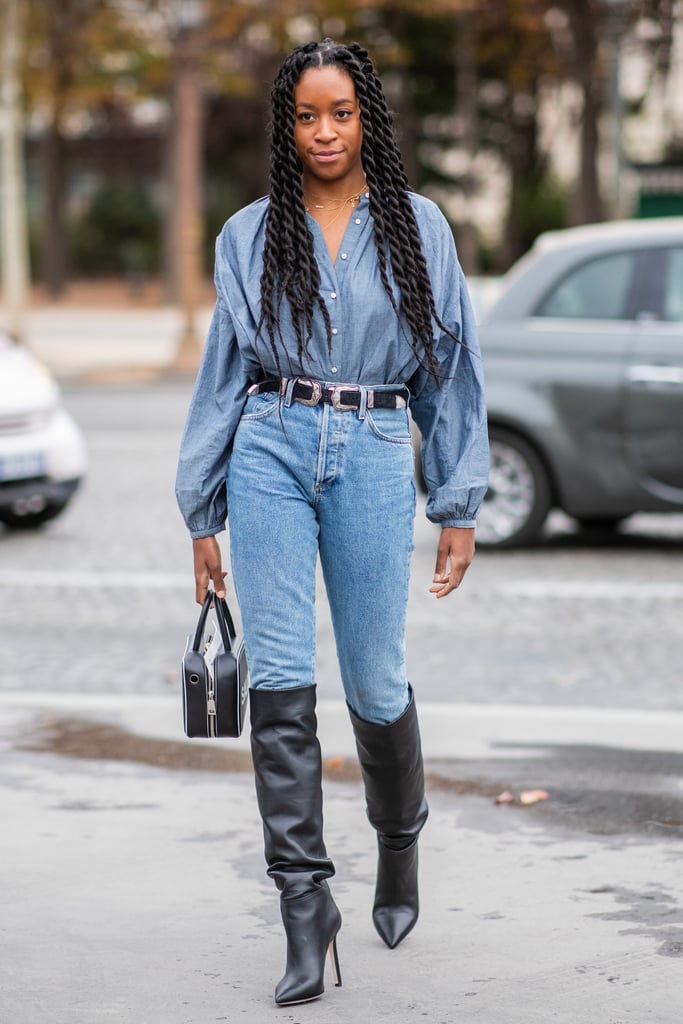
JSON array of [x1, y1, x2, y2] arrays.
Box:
[[1, 382, 682, 711], [2, 720, 681, 1024]]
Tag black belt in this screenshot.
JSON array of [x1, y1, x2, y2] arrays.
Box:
[[248, 378, 408, 411]]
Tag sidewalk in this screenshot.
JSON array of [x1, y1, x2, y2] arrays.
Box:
[[1, 694, 681, 1023], [5, 279, 213, 379], [24, 304, 213, 379]]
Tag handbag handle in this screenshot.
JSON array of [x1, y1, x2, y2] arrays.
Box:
[[191, 588, 238, 654]]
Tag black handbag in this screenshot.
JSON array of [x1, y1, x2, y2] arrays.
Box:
[[181, 590, 249, 738]]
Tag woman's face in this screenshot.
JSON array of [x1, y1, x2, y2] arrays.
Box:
[[293, 66, 364, 188]]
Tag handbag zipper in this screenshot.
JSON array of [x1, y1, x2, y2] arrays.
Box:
[[207, 688, 216, 737]]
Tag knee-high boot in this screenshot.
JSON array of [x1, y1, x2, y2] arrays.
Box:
[[348, 690, 429, 949], [249, 685, 342, 1005]]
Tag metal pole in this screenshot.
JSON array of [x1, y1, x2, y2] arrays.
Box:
[[0, 0, 30, 342]]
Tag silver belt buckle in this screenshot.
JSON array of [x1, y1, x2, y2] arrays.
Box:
[[295, 378, 323, 406], [329, 385, 360, 411]]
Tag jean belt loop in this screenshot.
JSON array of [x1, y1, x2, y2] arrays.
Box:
[[282, 377, 295, 408], [358, 385, 368, 420]]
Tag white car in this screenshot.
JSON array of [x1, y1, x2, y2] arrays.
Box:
[[0, 330, 86, 528]]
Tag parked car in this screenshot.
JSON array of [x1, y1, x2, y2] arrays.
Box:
[[0, 330, 86, 528], [474, 217, 683, 547]]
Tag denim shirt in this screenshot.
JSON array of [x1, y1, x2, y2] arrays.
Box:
[[176, 192, 489, 539]]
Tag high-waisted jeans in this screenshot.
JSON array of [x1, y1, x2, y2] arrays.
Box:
[[226, 387, 416, 725]]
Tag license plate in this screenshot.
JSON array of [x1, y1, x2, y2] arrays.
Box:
[[0, 451, 46, 481]]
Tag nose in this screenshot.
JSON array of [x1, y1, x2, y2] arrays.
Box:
[[315, 115, 338, 143]]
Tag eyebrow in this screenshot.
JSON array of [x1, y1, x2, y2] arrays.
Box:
[[295, 98, 355, 109]]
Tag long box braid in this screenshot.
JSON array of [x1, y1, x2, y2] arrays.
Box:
[[259, 38, 461, 384]]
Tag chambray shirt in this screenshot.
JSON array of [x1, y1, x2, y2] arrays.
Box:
[[176, 192, 489, 539]]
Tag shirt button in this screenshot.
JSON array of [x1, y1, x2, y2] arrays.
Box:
[[331, 328, 338, 335], [340, 253, 348, 260], [330, 292, 337, 299], [331, 366, 338, 373], [354, 218, 361, 225]]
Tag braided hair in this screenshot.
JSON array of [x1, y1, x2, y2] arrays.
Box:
[[259, 38, 459, 380]]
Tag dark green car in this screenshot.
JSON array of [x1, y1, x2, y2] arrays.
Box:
[[476, 217, 683, 548]]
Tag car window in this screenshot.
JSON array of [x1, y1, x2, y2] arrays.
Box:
[[663, 249, 683, 322], [535, 251, 636, 319]]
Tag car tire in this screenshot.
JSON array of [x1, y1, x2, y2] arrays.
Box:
[[0, 503, 69, 529], [476, 427, 552, 549], [575, 516, 626, 535]]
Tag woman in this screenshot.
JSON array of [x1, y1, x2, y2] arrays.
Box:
[[176, 39, 489, 1006]]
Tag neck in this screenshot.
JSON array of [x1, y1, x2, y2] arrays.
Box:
[[302, 173, 368, 205]]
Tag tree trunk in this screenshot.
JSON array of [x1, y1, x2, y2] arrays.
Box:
[[39, 0, 73, 297], [1, 0, 30, 340], [453, 9, 479, 275], [169, 23, 205, 368], [565, 0, 604, 225], [40, 118, 68, 295], [163, 67, 180, 304], [500, 100, 543, 268]]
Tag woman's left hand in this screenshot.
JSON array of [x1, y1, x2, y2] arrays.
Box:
[[429, 527, 475, 599]]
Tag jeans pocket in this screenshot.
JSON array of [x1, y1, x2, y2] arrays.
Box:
[[365, 407, 412, 444], [240, 392, 281, 422]]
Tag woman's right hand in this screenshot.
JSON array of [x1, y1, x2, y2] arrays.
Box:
[[192, 536, 227, 604]]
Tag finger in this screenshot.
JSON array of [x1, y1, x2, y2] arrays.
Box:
[[431, 528, 475, 596], [432, 539, 449, 585], [429, 574, 457, 598], [195, 567, 210, 605], [430, 547, 471, 597], [212, 570, 228, 600]]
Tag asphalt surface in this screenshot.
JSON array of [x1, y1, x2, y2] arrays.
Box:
[[0, 307, 682, 1021]]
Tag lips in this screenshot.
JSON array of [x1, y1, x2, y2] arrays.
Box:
[[312, 151, 342, 162]]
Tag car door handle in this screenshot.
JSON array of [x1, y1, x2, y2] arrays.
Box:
[[627, 364, 683, 385]]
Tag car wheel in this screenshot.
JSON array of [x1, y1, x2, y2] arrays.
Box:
[[0, 502, 68, 529], [575, 516, 626, 534], [476, 428, 552, 549]]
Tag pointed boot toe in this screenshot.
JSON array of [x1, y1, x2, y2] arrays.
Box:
[[372, 839, 419, 949], [373, 904, 418, 949]]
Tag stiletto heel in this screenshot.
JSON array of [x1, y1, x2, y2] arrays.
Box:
[[328, 936, 342, 987]]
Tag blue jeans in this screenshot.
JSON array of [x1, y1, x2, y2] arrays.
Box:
[[226, 387, 416, 725]]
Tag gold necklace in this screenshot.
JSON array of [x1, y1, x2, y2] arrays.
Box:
[[304, 183, 368, 229]]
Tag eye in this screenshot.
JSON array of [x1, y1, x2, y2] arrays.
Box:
[[297, 112, 315, 123], [336, 109, 353, 120]]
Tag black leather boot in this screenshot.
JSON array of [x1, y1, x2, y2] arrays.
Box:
[[349, 690, 429, 949], [250, 685, 342, 1005]]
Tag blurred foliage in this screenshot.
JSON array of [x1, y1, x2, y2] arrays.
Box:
[[509, 172, 569, 248], [16, 0, 683, 287], [67, 180, 160, 276]]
